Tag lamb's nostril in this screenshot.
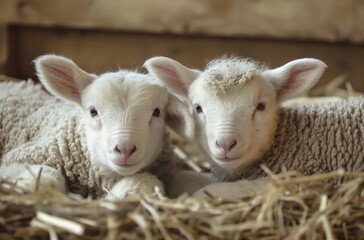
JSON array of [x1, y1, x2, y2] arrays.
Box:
[[229, 140, 237, 151], [115, 146, 121, 153], [130, 145, 137, 155]]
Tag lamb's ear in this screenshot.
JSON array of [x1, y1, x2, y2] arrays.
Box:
[[263, 58, 327, 102], [34, 55, 96, 104], [144, 56, 201, 97], [165, 94, 195, 140]]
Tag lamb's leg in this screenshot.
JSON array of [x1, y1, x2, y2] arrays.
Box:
[[106, 172, 164, 199], [0, 164, 67, 193], [192, 177, 272, 200], [167, 170, 214, 198]]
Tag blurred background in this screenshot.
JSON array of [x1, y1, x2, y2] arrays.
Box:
[[0, 0, 364, 96]]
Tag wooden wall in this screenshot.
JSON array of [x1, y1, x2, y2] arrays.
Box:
[[1, 0, 364, 92], [5, 26, 364, 92], [2, 0, 363, 42]]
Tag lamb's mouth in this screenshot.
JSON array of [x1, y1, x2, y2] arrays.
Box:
[[214, 157, 239, 164], [210, 154, 244, 169], [112, 160, 141, 168]]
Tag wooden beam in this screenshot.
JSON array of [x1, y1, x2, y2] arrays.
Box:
[[0, 25, 7, 74], [0, 0, 364, 43]]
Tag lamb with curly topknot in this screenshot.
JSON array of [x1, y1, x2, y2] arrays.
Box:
[[144, 56, 364, 199]]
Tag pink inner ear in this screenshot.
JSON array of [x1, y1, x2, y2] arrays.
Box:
[[155, 65, 187, 94], [45, 63, 80, 96], [53, 81, 79, 96], [278, 67, 313, 96]]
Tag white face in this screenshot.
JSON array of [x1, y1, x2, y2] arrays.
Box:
[[189, 74, 279, 170], [81, 72, 169, 176]]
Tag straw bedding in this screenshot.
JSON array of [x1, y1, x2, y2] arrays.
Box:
[[1, 169, 363, 239], [0, 77, 364, 239]]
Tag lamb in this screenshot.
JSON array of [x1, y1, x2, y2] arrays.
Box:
[[0, 55, 194, 199], [144, 56, 364, 198]]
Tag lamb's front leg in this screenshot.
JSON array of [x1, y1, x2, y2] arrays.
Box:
[[0, 164, 67, 193], [192, 177, 272, 200], [106, 172, 164, 199], [167, 170, 215, 198]]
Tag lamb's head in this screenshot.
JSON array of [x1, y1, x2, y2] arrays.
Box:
[[145, 56, 327, 172], [35, 55, 194, 176]]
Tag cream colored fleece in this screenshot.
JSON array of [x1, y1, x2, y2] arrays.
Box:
[[211, 98, 364, 181], [0, 80, 174, 198]]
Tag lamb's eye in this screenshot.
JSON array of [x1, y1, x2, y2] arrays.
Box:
[[256, 102, 266, 111], [194, 104, 203, 113], [89, 107, 98, 117], [152, 108, 161, 117]]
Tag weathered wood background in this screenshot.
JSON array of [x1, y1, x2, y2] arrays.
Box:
[[1, 0, 364, 91]]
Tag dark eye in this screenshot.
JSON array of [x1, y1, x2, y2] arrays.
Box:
[[194, 104, 203, 113], [256, 102, 266, 111], [152, 108, 161, 117], [89, 107, 98, 117]]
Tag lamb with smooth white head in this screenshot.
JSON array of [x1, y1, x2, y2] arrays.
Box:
[[0, 55, 194, 199], [144, 56, 364, 198]]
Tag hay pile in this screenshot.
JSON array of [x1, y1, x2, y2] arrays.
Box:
[[1, 75, 363, 240], [1, 167, 363, 240]]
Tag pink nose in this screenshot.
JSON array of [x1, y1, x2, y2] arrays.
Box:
[[216, 139, 237, 153], [114, 145, 137, 161]]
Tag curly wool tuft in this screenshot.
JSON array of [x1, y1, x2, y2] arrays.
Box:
[[201, 57, 267, 95]]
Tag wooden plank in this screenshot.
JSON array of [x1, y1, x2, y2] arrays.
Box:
[[0, 0, 364, 43], [0, 25, 7, 74], [8, 26, 364, 92]]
